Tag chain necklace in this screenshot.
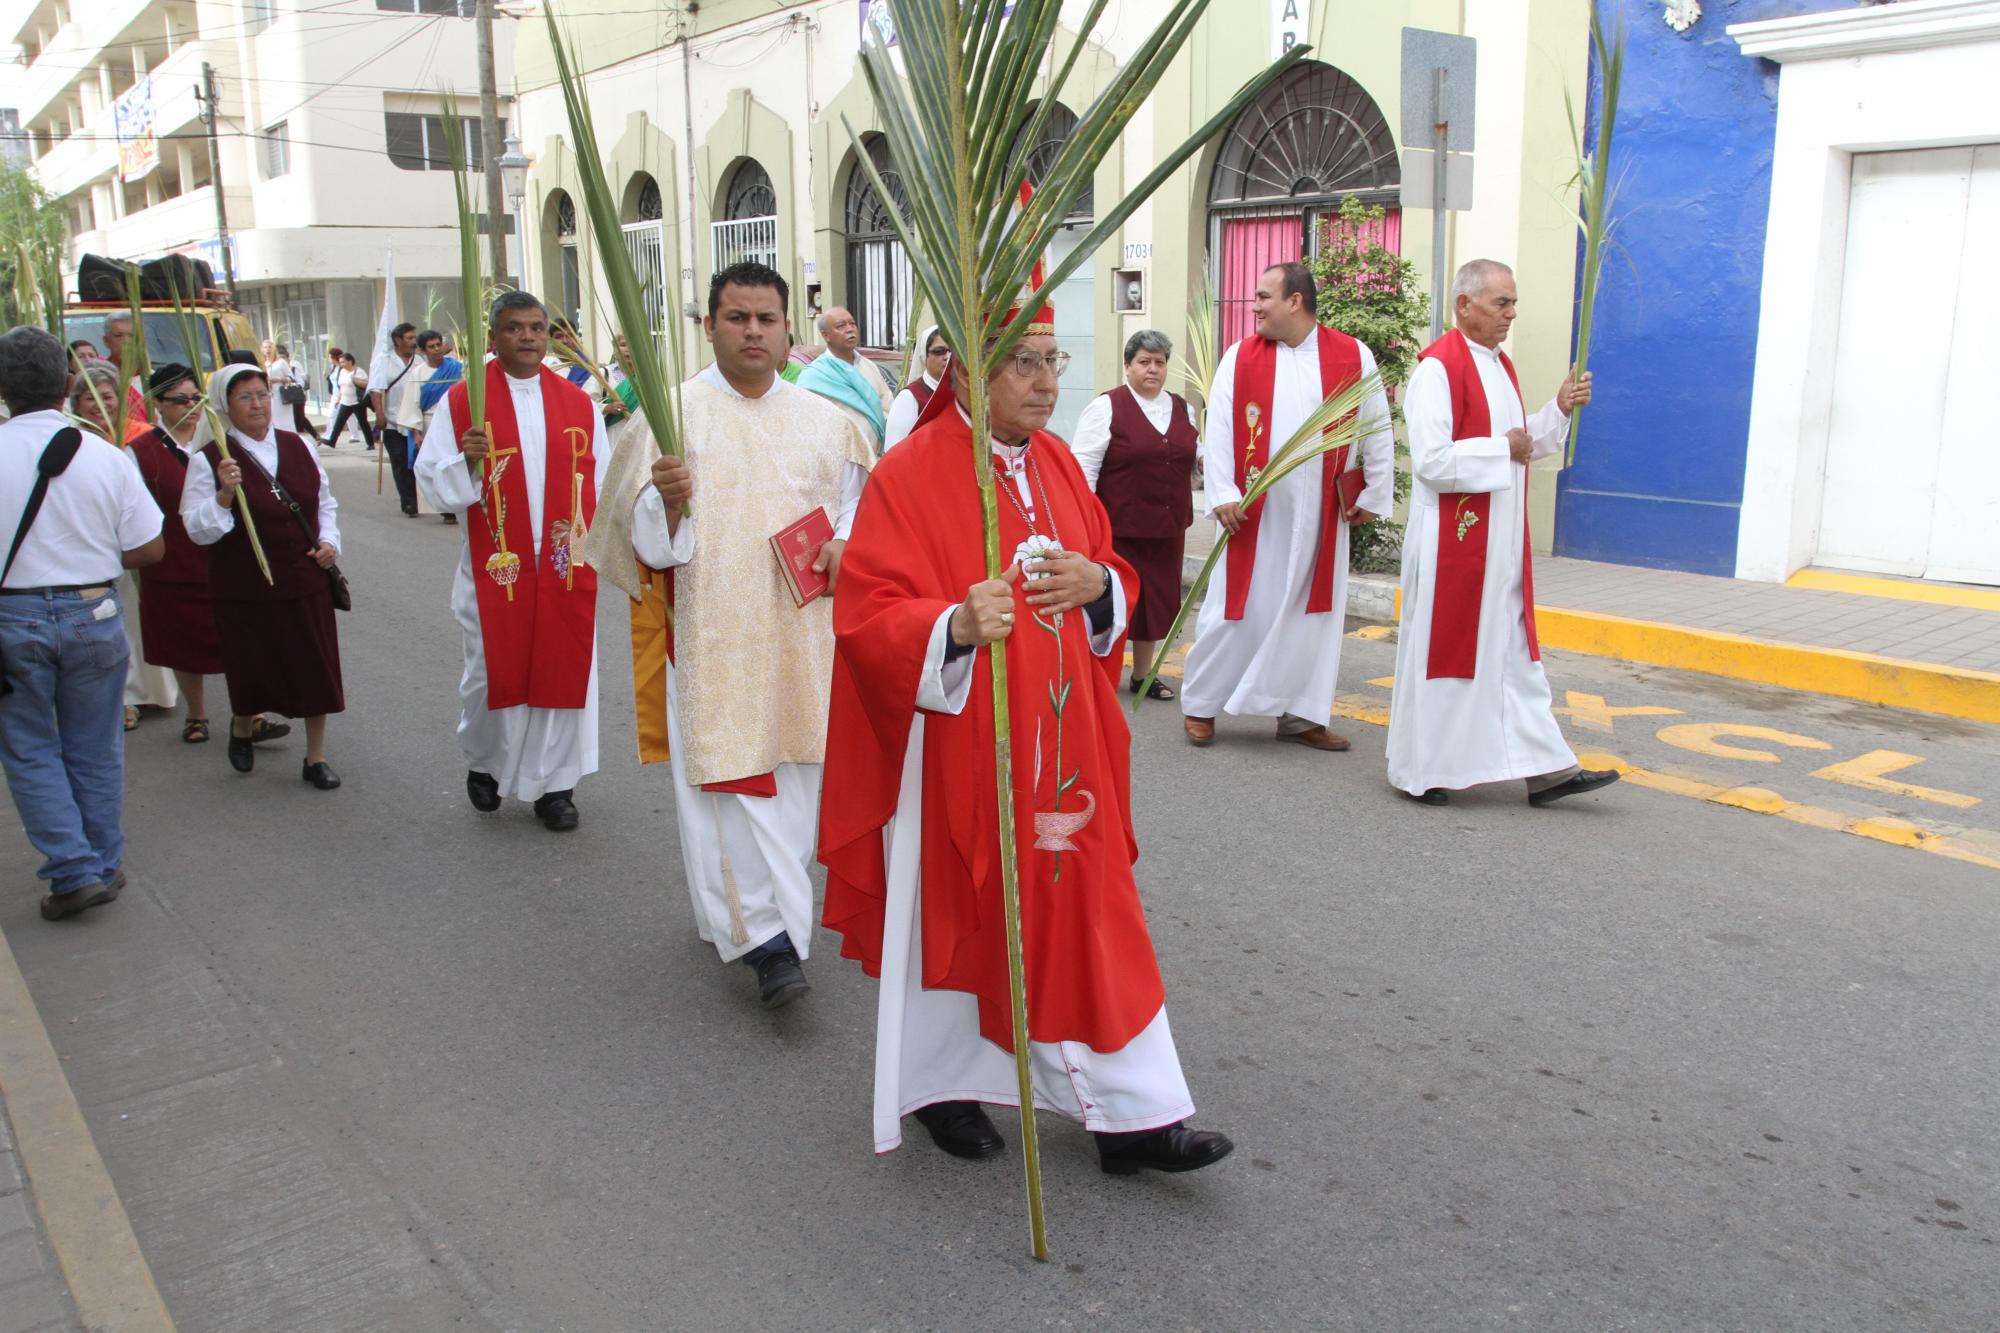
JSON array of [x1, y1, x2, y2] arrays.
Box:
[[993, 442, 1062, 549]]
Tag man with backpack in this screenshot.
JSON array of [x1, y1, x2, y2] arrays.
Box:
[[0, 326, 165, 921]]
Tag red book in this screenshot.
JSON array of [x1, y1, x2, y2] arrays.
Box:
[[1338, 465, 1366, 517], [771, 506, 835, 607]]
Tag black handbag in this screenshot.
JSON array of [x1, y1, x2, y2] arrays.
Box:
[[237, 446, 352, 612], [279, 383, 307, 406]]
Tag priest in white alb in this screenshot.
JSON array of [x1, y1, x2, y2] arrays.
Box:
[[1386, 259, 1617, 808], [417, 292, 611, 832], [1179, 261, 1393, 750], [624, 262, 873, 1009]]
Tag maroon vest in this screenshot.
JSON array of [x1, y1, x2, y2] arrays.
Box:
[[907, 378, 934, 410], [200, 430, 326, 603], [1094, 385, 1198, 538], [129, 427, 211, 587]]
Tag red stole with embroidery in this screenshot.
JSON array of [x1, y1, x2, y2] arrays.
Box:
[[1420, 329, 1540, 680], [447, 364, 600, 710], [1225, 327, 1361, 620]]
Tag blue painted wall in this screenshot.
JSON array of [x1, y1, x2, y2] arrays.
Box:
[[1554, 0, 1851, 576]]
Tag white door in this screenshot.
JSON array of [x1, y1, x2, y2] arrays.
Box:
[[1819, 146, 2000, 584], [1926, 144, 2000, 584], [1046, 223, 1095, 443]]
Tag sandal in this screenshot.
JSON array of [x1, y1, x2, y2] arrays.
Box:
[[182, 717, 210, 744], [1127, 676, 1177, 701], [123, 706, 139, 731]]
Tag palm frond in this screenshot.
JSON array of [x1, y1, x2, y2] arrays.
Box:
[[1131, 370, 1387, 706], [441, 91, 490, 445], [167, 278, 273, 586], [1180, 276, 1219, 407], [543, 8, 686, 466], [113, 267, 149, 444], [1566, 5, 1625, 467]]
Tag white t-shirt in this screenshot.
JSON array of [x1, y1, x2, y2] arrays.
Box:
[[337, 367, 362, 406], [0, 409, 163, 588], [268, 356, 296, 387]]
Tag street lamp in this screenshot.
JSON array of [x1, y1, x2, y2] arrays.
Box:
[[496, 131, 531, 290]]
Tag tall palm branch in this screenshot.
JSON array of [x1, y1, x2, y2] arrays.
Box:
[[847, 0, 1309, 1260]]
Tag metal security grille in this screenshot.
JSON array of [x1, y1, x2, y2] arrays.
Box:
[[623, 220, 666, 334], [712, 216, 778, 273], [845, 136, 912, 347], [725, 160, 776, 220], [1207, 61, 1402, 346]]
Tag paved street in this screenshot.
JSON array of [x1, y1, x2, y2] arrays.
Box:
[[6, 449, 2000, 1331]]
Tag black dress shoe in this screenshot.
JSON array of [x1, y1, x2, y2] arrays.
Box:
[[751, 948, 810, 1010], [440, 512, 458, 525], [533, 789, 579, 831], [248, 717, 292, 744], [302, 760, 341, 790], [466, 769, 501, 813], [1097, 1122, 1235, 1175], [1406, 787, 1449, 806], [227, 735, 254, 772], [913, 1101, 1005, 1160], [1529, 768, 1621, 808]]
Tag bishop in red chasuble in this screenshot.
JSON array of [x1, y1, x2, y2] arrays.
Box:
[[821, 307, 1235, 1175], [416, 293, 610, 831], [1386, 259, 1616, 808]]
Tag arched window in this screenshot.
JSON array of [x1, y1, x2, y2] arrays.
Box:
[[844, 136, 912, 349], [714, 158, 779, 272], [1021, 101, 1091, 220], [621, 172, 667, 332], [1207, 61, 1401, 344], [546, 189, 581, 329], [725, 160, 775, 221]]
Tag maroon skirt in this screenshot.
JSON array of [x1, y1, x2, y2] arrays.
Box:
[[138, 575, 225, 675], [1113, 533, 1186, 643], [212, 589, 345, 718]]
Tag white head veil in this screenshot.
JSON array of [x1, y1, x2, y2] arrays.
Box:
[[192, 362, 270, 452], [916, 324, 943, 388]]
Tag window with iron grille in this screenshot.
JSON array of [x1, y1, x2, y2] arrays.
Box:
[[383, 111, 504, 171], [844, 136, 912, 349], [1207, 61, 1402, 346], [1020, 102, 1090, 220], [375, 0, 476, 14], [262, 121, 290, 178]]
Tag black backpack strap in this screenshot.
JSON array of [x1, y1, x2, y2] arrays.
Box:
[[1, 427, 84, 589]]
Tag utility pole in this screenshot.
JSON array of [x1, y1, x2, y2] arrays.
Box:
[[476, 0, 508, 284], [197, 61, 236, 292]]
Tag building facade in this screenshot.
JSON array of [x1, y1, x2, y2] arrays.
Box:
[[5, 0, 513, 410], [1557, 0, 2000, 588], [510, 0, 1590, 536]]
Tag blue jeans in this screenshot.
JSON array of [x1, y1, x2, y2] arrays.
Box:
[[0, 588, 130, 894]]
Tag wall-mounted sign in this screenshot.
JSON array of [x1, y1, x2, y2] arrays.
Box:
[[114, 75, 157, 182], [1272, 0, 1309, 60], [1122, 241, 1152, 262]]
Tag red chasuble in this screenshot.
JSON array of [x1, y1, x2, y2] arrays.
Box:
[[1418, 329, 1540, 680], [1225, 326, 1361, 620], [820, 405, 1165, 1056], [446, 364, 600, 710]]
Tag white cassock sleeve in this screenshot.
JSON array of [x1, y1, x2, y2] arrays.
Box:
[[1201, 343, 1241, 511], [883, 389, 922, 449], [917, 609, 978, 714], [415, 394, 483, 512], [834, 461, 866, 540], [1068, 394, 1114, 490], [631, 484, 694, 568], [1527, 398, 1571, 461], [1405, 358, 1513, 495], [1352, 342, 1396, 517], [310, 450, 342, 555]]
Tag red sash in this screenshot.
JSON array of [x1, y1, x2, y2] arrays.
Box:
[[447, 364, 600, 710], [1420, 329, 1540, 680], [1225, 327, 1361, 620]]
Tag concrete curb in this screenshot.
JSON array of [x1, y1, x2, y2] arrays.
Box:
[[1333, 570, 2000, 727], [0, 922, 175, 1332]]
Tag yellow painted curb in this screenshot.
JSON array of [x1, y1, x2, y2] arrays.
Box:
[[0, 923, 175, 1332], [1787, 567, 2000, 614], [1536, 606, 2000, 726]]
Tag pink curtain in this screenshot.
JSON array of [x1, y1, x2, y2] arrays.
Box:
[[1218, 215, 1303, 346]]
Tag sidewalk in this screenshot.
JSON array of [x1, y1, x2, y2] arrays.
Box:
[[0, 1108, 77, 1333], [1181, 506, 2000, 724]]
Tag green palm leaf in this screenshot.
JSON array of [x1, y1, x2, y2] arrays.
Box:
[[1565, 6, 1625, 466], [441, 91, 491, 449], [847, 0, 1310, 1262]]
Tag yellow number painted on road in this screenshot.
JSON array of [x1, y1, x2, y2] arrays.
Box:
[[1810, 749, 1981, 810]]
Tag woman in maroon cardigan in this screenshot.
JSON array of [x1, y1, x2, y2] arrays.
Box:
[[1069, 330, 1201, 699], [126, 364, 291, 749], [179, 364, 345, 790]]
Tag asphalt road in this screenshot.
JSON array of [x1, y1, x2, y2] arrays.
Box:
[[6, 447, 1999, 1331]]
